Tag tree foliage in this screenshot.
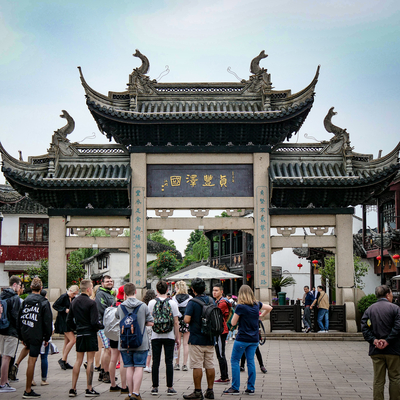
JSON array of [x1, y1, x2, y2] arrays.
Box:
[[321, 255, 369, 290], [357, 294, 377, 314], [184, 230, 204, 256], [148, 230, 176, 249], [151, 250, 179, 279], [26, 259, 49, 288]]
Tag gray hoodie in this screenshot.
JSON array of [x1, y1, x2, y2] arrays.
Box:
[[116, 297, 153, 352]]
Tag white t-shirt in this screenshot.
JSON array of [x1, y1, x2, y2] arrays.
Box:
[[148, 297, 180, 340]]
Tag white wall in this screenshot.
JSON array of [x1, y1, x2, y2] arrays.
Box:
[[1, 215, 21, 245], [110, 252, 129, 287]]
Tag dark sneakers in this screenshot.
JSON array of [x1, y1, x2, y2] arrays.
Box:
[[85, 388, 100, 397], [151, 387, 158, 395], [65, 362, 74, 370], [58, 359, 67, 370], [183, 391, 204, 400], [222, 387, 240, 395], [102, 371, 111, 383], [9, 364, 18, 380], [110, 385, 121, 392], [121, 387, 129, 394], [69, 389, 77, 397], [244, 389, 255, 395], [204, 389, 215, 399], [260, 366, 267, 374], [214, 379, 230, 384], [167, 388, 177, 395], [23, 390, 41, 398]]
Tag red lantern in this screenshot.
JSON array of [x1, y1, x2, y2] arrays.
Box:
[[171, 281, 175, 285], [233, 230, 239, 236], [393, 254, 400, 266], [376, 255, 382, 266], [222, 233, 228, 239], [297, 263, 303, 271], [246, 273, 251, 281], [312, 259, 318, 267]]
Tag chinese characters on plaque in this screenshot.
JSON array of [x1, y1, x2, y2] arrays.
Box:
[[131, 187, 145, 288], [147, 165, 253, 197], [256, 187, 269, 288]]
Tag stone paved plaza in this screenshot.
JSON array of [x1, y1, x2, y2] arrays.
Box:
[[3, 339, 383, 400]]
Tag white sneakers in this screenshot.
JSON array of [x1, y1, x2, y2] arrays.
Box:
[[144, 366, 152, 373], [0, 383, 16, 392]]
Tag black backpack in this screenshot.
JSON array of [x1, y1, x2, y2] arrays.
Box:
[[191, 296, 224, 339]]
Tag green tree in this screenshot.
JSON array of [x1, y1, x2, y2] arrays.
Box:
[[192, 234, 209, 261], [148, 230, 176, 249], [151, 250, 179, 279], [27, 259, 49, 288], [321, 255, 369, 290], [184, 230, 203, 255]]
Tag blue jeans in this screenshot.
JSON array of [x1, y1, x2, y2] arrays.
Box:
[[231, 341, 258, 391], [41, 343, 49, 380], [317, 308, 329, 331]]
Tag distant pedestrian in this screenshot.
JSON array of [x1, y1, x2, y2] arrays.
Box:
[[301, 286, 315, 333], [0, 275, 22, 393], [116, 283, 154, 400], [67, 279, 102, 397], [53, 285, 79, 370], [171, 280, 192, 372], [361, 285, 400, 400], [17, 278, 53, 398], [310, 286, 329, 333], [223, 285, 272, 396], [148, 280, 180, 396], [183, 278, 215, 400]]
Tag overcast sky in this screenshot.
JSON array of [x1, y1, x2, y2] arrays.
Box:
[[1, 0, 399, 254]]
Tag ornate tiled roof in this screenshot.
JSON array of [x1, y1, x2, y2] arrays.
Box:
[[0, 184, 47, 215], [79, 51, 319, 150], [269, 141, 400, 207]]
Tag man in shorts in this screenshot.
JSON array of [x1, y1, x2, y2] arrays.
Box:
[[0, 275, 22, 393], [116, 283, 153, 400], [67, 279, 102, 397], [95, 275, 115, 382], [183, 278, 215, 400], [18, 278, 52, 398]]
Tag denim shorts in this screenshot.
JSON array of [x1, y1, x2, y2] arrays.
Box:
[[121, 350, 148, 367]]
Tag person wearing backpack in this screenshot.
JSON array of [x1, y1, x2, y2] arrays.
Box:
[[148, 280, 180, 396], [0, 275, 22, 393], [183, 278, 216, 400], [171, 280, 192, 372], [212, 284, 231, 385], [116, 282, 154, 400], [66, 279, 103, 397], [17, 278, 53, 399]]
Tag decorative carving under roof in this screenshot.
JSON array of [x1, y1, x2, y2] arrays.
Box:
[[78, 50, 320, 151]]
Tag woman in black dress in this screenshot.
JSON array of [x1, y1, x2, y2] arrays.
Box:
[[53, 285, 79, 369]]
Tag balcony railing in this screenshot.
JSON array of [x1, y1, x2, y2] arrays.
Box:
[[0, 245, 48, 264]]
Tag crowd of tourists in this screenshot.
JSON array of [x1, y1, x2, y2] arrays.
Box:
[[0, 274, 273, 399]]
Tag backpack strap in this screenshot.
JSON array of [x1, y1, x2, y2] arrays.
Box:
[[121, 304, 141, 316]]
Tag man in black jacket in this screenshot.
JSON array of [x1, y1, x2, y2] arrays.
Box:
[[67, 279, 102, 397], [18, 277, 53, 398], [361, 285, 400, 400], [0, 275, 22, 393]]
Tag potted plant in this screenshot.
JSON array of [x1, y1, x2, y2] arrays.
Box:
[[285, 297, 290, 305], [272, 297, 279, 305], [271, 276, 297, 296]]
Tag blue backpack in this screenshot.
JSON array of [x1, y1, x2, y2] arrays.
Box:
[[0, 299, 10, 330], [119, 304, 144, 349]]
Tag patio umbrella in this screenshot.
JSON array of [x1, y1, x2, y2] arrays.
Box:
[[166, 265, 242, 281]]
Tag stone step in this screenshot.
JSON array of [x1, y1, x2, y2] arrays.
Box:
[[261, 332, 364, 341]]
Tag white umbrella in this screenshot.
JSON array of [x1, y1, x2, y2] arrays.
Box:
[[166, 265, 242, 281], [391, 275, 400, 280]]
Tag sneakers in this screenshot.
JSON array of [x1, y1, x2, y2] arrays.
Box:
[[110, 385, 122, 392], [102, 371, 111, 383], [244, 389, 255, 395], [151, 387, 158, 395], [121, 387, 129, 393], [69, 389, 77, 397], [23, 390, 41, 398], [183, 391, 204, 399], [9, 364, 18, 380], [98, 370, 104, 381], [65, 362, 74, 369], [167, 388, 177, 395], [131, 394, 142, 400], [174, 363, 180, 370], [305, 327, 311, 333], [0, 383, 16, 392], [260, 366, 267, 374], [240, 367, 245, 372], [204, 389, 215, 399], [182, 365, 188, 371], [222, 387, 240, 395], [215, 378, 230, 384], [95, 365, 102, 372], [84, 362, 88, 369], [58, 358, 67, 370], [144, 366, 152, 373], [85, 388, 100, 397]]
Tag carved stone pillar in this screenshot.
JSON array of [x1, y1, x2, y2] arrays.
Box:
[[253, 153, 271, 331], [130, 153, 147, 300], [336, 213, 357, 333], [48, 216, 66, 302]]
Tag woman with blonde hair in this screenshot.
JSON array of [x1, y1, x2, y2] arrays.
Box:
[[171, 280, 192, 371], [53, 284, 80, 370], [223, 285, 272, 396]]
